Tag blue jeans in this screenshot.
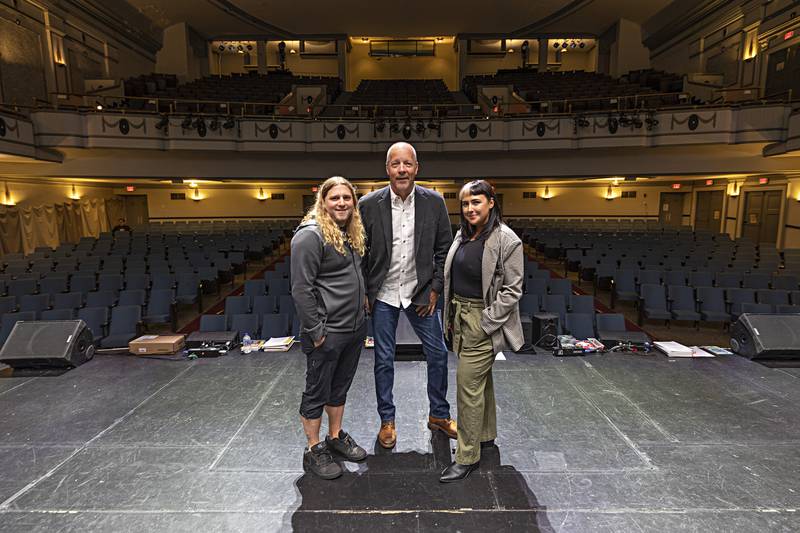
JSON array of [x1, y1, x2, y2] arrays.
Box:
[[372, 299, 450, 422]]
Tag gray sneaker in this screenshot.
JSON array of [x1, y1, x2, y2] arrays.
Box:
[[326, 430, 367, 462], [303, 441, 342, 480]]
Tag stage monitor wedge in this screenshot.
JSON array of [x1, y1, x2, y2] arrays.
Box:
[[0, 320, 95, 369], [730, 313, 800, 360]]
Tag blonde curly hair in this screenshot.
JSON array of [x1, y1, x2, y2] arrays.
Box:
[[302, 176, 366, 257]]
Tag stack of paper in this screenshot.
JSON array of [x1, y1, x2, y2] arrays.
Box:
[[653, 341, 693, 357], [263, 336, 295, 352]]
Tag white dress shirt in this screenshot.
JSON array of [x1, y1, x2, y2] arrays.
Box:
[[376, 187, 417, 309]]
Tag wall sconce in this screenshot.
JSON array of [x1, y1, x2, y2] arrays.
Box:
[[2, 182, 13, 206], [192, 188, 202, 201], [69, 184, 80, 200], [257, 187, 268, 201], [605, 184, 614, 201], [188, 180, 198, 188], [729, 182, 741, 197], [542, 185, 551, 200]]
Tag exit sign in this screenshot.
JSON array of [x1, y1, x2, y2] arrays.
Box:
[[126, 185, 136, 192], [672, 183, 682, 189], [705, 179, 714, 186], [759, 177, 769, 184], [785, 30, 795, 41]]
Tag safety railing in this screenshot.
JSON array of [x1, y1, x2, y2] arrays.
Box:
[[2, 88, 797, 122]]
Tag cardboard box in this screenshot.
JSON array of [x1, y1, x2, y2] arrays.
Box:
[[129, 335, 185, 355]]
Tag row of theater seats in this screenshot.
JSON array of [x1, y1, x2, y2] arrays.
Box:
[[508, 218, 668, 233], [0, 232, 291, 350], [520, 259, 638, 341], [1, 302, 154, 349], [349, 79, 455, 106], [123, 71, 341, 112], [463, 68, 692, 111], [633, 284, 800, 326], [514, 224, 800, 329]]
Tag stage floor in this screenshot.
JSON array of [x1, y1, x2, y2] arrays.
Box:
[[1, 348, 800, 532]]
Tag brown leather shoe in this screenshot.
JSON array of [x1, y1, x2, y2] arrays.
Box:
[[427, 416, 457, 439], [378, 420, 396, 449]]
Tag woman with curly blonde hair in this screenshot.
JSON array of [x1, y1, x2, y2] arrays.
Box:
[[291, 176, 368, 480]]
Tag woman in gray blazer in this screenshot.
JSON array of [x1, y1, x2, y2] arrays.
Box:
[[439, 180, 524, 483]]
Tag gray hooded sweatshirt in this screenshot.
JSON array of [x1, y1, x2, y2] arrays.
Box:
[[290, 219, 366, 343]]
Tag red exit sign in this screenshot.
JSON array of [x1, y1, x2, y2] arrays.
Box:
[[759, 177, 769, 184], [705, 179, 714, 186], [785, 30, 795, 41], [126, 185, 136, 192], [672, 183, 682, 189]]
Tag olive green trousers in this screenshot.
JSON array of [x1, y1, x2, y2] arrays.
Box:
[[451, 294, 497, 465]]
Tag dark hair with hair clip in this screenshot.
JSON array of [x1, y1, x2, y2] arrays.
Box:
[[458, 179, 502, 240]]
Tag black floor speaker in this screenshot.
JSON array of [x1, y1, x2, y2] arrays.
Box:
[[730, 314, 800, 360], [0, 320, 95, 368], [532, 313, 559, 349]]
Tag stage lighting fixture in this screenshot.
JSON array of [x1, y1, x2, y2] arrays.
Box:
[[193, 118, 205, 129], [570, 41, 577, 48], [577, 116, 590, 128], [645, 116, 659, 130], [246, 44, 253, 51], [375, 121, 385, 133], [618, 114, 631, 127], [579, 42, 586, 48], [562, 42, 568, 48], [218, 44, 225, 52], [223, 117, 236, 129], [95, 102, 103, 110], [181, 116, 193, 129], [416, 121, 425, 134], [237, 45, 243, 53], [402, 122, 412, 139], [390, 122, 400, 134], [155, 116, 169, 130], [553, 42, 560, 49], [208, 117, 220, 131]]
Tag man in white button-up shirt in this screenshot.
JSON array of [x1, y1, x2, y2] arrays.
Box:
[[359, 142, 456, 449]]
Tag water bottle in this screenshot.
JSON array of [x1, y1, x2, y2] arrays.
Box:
[[242, 332, 252, 354]]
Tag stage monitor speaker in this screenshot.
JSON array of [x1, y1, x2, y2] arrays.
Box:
[[0, 320, 95, 368], [730, 313, 800, 360], [532, 313, 559, 349]]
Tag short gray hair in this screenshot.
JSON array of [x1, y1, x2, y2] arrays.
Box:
[[385, 142, 418, 166]]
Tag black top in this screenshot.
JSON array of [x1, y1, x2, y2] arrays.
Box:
[[452, 238, 485, 299]]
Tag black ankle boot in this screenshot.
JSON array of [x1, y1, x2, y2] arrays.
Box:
[[439, 461, 479, 483]]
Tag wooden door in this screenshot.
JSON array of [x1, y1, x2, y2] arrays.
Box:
[[123, 195, 149, 228], [694, 190, 724, 233], [742, 190, 781, 243], [659, 192, 685, 228]]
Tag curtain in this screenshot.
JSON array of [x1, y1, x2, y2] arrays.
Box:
[[65, 202, 82, 243], [0, 197, 123, 257], [104, 197, 126, 229], [19, 205, 60, 254], [79, 198, 107, 237], [54, 203, 68, 243], [0, 206, 23, 256]]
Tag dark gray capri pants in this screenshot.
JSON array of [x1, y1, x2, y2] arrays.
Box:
[[299, 322, 367, 419]]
